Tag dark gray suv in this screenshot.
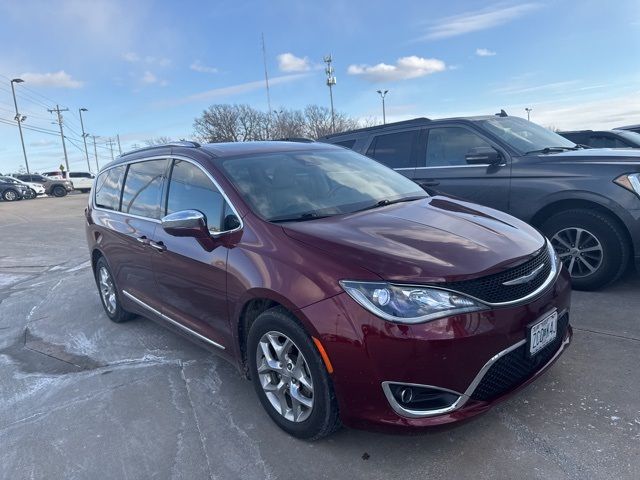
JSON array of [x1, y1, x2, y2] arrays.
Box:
[[320, 115, 640, 290]]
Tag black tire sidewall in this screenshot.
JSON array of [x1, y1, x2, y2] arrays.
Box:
[[247, 309, 338, 440], [53, 186, 67, 197], [94, 257, 132, 323], [542, 209, 628, 290]]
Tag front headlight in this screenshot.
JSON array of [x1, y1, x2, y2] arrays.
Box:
[[614, 173, 640, 197], [340, 281, 488, 324]]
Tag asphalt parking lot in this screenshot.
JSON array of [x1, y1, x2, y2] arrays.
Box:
[[1, 194, 639, 480]]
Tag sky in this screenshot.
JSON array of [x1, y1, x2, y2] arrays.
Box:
[[0, 0, 639, 173]]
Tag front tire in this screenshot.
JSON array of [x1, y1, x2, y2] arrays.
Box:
[[247, 307, 340, 440], [24, 188, 36, 200], [542, 209, 629, 290], [2, 189, 19, 201], [94, 257, 135, 323], [52, 185, 67, 197]]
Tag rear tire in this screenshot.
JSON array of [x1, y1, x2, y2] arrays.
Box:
[[541, 209, 629, 290], [247, 307, 341, 440], [24, 188, 36, 200], [52, 185, 67, 197], [2, 189, 19, 201], [94, 256, 135, 323]]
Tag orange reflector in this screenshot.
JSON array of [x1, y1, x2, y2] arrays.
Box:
[[312, 336, 334, 374]]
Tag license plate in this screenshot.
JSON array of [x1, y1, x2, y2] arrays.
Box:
[[528, 311, 558, 356]]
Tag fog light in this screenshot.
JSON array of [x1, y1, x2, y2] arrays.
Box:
[[399, 387, 413, 403], [386, 383, 460, 411]]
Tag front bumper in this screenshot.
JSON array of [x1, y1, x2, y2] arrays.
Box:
[[299, 267, 572, 432]]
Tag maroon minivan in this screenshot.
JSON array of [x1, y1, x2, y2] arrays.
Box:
[[86, 140, 572, 439]]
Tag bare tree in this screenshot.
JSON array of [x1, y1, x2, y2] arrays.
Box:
[[144, 136, 173, 146], [193, 103, 366, 142]]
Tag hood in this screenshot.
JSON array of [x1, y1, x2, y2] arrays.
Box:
[[537, 148, 640, 166], [282, 197, 545, 283]]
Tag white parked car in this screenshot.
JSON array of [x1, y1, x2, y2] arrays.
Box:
[[67, 171, 96, 193]]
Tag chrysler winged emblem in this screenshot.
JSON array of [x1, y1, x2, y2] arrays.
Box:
[[502, 263, 545, 286]]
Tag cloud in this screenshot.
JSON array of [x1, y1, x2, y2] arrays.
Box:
[[190, 61, 218, 74], [277, 53, 311, 72], [139, 71, 167, 86], [157, 73, 310, 107], [30, 139, 57, 147], [421, 3, 541, 40], [493, 80, 580, 95], [347, 56, 446, 82], [123, 52, 171, 67], [476, 48, 496, 57], [122, 51, 139, 62], [20, 71, 83, 88]]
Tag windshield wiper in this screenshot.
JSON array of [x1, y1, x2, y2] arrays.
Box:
[[269, 212, 334, 223], [353, 195, 427, 213], [525, 146, 580, 155]]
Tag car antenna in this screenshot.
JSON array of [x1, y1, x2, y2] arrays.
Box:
[[495, 109, 508, 117]]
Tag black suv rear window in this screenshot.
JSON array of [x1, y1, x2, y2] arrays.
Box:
[[365, 130, 417, 168]]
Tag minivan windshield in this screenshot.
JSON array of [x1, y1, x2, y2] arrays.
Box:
[[220, 149, 427, 222], [477, 116, 577, 154]]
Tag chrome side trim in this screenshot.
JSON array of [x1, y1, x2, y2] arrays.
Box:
[[122, 290, 225, 350], [92, 154, 243, 235], [383, 308, 569, 418]]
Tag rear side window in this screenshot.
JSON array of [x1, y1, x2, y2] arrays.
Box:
[[94, 166, 126, 211], [425, 127, 493, 167], [334, 139, 356, 150], [365, 130, 417, 168], [70, 172, 92, 178], [121, 160, 167, 219], [166, 160, 225, 232], [589, 135, 628, 148]]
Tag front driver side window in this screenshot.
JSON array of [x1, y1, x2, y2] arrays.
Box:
[[166, 159, 225, 232], [425, 127, 493, 167]]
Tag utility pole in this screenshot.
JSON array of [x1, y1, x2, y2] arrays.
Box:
[[48, 105, 70, 175], [10, 78, 30, 174], [107, 137, 115, 161], [377, 90, 389, 125], [92, 135, 100, 171], [78, 108, 91, 171], [261, 33, 272, 138], [116, 134, 122, 155], [525, 107, 532, 121], [324, 55, 337, 133]]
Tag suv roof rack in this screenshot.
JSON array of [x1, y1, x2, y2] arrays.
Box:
[[321, 117, 431, 139], [119, 140, 201, 158]]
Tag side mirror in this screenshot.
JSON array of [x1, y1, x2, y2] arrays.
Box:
[[161, 210, 210, 239], [465, 147, 501, 165]]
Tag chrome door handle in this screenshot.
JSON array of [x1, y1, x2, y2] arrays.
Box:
[[135, 235, 148, 244], [148, 240, 166, 252]]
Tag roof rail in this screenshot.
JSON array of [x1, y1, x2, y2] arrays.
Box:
[[274, 137, 315, 143], [119, 140, 201, 158], [321, 117, 431, 139]]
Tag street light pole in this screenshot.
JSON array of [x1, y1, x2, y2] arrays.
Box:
[[525, 107, 532, 121], [79, 108, 91, 172], [92, 135, 100, 171], [10, 78, 30, 174], [324, 55, 337, 133], [377, 89, 389, 124]]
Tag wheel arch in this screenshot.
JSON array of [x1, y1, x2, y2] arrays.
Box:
[[233, 290, 321, 378], [530, 198, 633, 257]]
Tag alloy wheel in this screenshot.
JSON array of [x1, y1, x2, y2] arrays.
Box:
[[551, 227, 604, 278], [98, 266, 117, 315], [256, 331, 314, 422], [4, 190, 17, 201]]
